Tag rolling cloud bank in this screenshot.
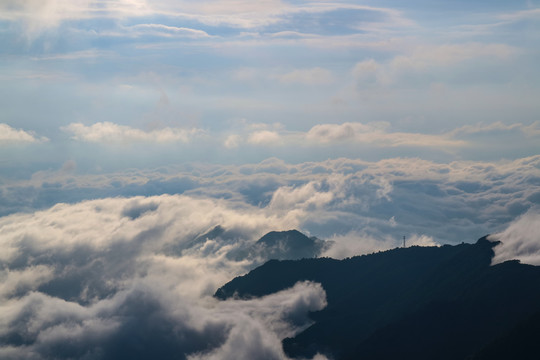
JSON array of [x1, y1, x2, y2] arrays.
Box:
[[1, 155, 540, 359]]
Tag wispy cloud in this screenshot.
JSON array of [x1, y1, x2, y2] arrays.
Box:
[[277, 67, 334, 85], [450, 121, 540, 137], [62, 122, 204, 144], [124, 24, 212, 38], [352, 42, 517, 86], [234, 121, 465, 149], [490, 208, 540, 265], [304, 122, 465, 148], [31, 49, 114, 61]]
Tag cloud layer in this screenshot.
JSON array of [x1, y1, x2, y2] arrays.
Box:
[[1, 153, 539, 358], [0, 194, 327, 359], [3, 155, 540, 246], [0, 178, 537, 358]]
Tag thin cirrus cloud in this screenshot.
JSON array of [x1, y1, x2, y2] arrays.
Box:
[[0, 123, 48, 144], [352, 42, 517, 86], [1, 0, 413, 42], [62, 122, 204, 144], [120, 24, 213, 39]]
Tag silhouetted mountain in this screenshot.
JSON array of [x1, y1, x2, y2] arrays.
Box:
[[469, 310, 540, 360], [165, 227, 331, 263], [215, 236, 540, 359], [228, 229, 330, 262], [251, 230, 329, 260]]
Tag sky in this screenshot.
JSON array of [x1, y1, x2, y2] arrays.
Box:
[[1, 1, 540, 359]]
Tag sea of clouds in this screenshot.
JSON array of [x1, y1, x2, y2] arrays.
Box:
[[1, 155, 540, 358]]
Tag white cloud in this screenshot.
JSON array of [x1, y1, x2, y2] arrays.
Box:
[[398, 43, 515, 68], [352, 43, 517, 87], [321, 232, 397, 259], [269, 181, 335, 214], [225, 120, 467, 150], [277, 67, 334, 85], [490, 208, 540, 265], [127, 24, 212, 38], [450, 121, 540, 137], [0, 0, 409, 38], [321, 231, 438, 260], [352, 59, 380, 84], [498, 8, 540, 22], [0, 265, 55, 299], [31, 49, 113, 61], [189, 281, 327, 360], [0, 155, 538, 356], [0, 194, 326, 359], [62, 122, 203, 143], [247, 130, 282, 145], [2, 154, 540, 246], [224, 134, 241, 148], [407, 234, 438, 247], [0, 123, 48, 144], [305, 122, 465, 148]]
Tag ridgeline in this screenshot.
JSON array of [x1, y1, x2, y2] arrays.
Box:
[[216, 235, 540, 360]]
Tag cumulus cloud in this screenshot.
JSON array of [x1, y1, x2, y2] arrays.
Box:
[[0, 194, 326, 359], [229, 120, 466, 150], [62, 122, 203, 143], [490, 208, 540, 265], [268, 181, 336, 213], [247, 130, 283, 145], [0, 123, 48, 144]]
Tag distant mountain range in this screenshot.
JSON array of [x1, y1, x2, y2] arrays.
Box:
[[216, 232, 540, 360]]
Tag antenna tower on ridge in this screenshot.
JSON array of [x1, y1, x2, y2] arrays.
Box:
[[403, 235, 406, 248]]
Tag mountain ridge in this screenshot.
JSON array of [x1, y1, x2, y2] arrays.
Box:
[[215, 234, 540, 359]]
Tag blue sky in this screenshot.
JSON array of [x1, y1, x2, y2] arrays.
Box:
[[1, 0, 540, 239], [2, 0, 540, 172]]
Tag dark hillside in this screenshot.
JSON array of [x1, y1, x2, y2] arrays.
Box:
[[215, 236, 540, 360]]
